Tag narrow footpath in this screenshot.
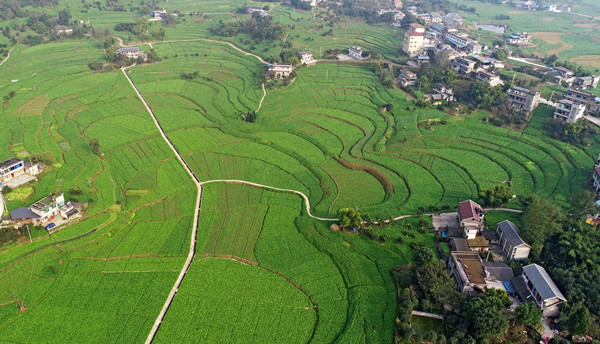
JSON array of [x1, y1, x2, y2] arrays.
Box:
[[0, 48, 13, 67]]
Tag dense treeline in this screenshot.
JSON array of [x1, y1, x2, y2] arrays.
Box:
[[209, 12, 286, 42]]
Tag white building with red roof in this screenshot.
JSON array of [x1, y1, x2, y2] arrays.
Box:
[[403, 30, 425, 56], [458, 199, 485, 239]]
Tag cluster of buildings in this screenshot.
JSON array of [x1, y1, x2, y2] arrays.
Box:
[[149, 9, 168, 21], [505, 84, 600, 123], [443, 199, 566, 316], [265, 50, 317, 80], [506, 32, 533, 46], [6, 193, 82, 229]]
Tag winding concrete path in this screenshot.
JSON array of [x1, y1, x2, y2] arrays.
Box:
[[0, 48, 13, 67], [256, 83, 267, 113]]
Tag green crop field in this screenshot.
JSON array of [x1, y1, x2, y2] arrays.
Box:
[[1, 0, 599, 342]]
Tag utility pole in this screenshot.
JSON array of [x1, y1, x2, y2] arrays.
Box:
[[26, 224, 32, 243]]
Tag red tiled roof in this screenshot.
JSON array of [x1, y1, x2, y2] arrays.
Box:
[[406, 30, 424, 36], [410, 23, 425, 28], [458, 200, 483, 222], [595, 166, 600, 176]]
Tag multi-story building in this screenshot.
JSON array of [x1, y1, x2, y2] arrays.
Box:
[[266, 63, 293, 79], [29, 193, 66, 222], [451, 57, 476, 75], [506, 86, 541, 112], [564, 88, 599, 113], [395, 69, 418, 87], [476, 69, 503, 87], [573, 76, 600, 90], [0, 158, 25, 185], [402, 30, 424, 56], [507, 32, 532, 45], [553, 99, 586, 123], [116, 47, 141, 59], [458, 199, 484, 239], [444, 32, 469, 49], [497, 220, 531, 260], [442, 13, 463, 29], [348, 46, 364, 60], [297, 49, 316, 65]]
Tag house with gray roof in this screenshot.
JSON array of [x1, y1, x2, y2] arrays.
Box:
[[497, 220, 530, 260], [520, 264, 567, 316]]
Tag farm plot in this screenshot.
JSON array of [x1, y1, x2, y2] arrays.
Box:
[[153, 258, 316, 344]]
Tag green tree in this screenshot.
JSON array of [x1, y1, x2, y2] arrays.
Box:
[[416, 259, 455, 299], [337, 208, 362, 229], [89, 138, 100, 156], [485, 288, 511, 309], [515, 302, 542, 327], [413, 248, 436, 267], [463, 297, 509, 341], [478, 185, 513, 207], [521, 195, 566, 255], [561, 303, 591, 336], [568, 190, 597, 222], [58, 9, 72, 25]]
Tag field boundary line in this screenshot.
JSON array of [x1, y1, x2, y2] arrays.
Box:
[[120, 66, 202, 344], [256, 83, 266, 113]]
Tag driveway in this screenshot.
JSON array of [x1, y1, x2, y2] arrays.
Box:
[[3, 174, 36, 189], [432, 212, 459, 231]]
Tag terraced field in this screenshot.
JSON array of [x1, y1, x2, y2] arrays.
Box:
[[0, 33, 596, 344]]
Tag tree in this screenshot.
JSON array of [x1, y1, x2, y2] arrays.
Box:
[[521, 195, 566, 255], [485, 288, 511, 309], [478, 184, 513, 207], [568, 189, 597, 221], [89, 138, 100, 156], [547, 54, 559, 66], [58, 9, 72, 25], [463, 297, 509, 341], [413, 248, 436, 267], [561, 303, 591, 336], [416, 259, 455, 299], [515, 302, 542, 327], [337, 208, 362, 229], [491, 49, 508, 61]]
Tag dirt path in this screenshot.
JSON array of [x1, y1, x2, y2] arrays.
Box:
[[0, 48, 13, 67], [115, 36, 268, 65], [256, 83, 266, 113]]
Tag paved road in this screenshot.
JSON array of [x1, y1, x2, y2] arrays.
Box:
[[507, 56, 548, 69], [585, 115, 600, 127]]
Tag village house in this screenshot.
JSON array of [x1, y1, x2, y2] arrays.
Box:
[[442, 13, 462, 29], [149, 9, 168, 21], [430, 12, 443, 23], [451, 57, 476, 75], [116, 47, 143, 59], [473, 55, 505, 69], [0, 158, 25, 185], [476, 69, 503, 87], [348, 46, 365, 60], [546, 4, 570, 12], [297, 49, 317, 65], [266, 63, 293, 79], [53, 25, 74, 35], [444, 32, 469, 50], [430, 22, 446, 34], [377, 9, 404, 21], [573, 76, 600, 90], [547, 67, 575, 85], [507, 32, 532, 46], [416, 13, 432, 25], [553, 99, 586, 123], [402, 30, 424, 56], [395, 69, 417, 87], [9, 193, 81, 227], [424, 84, 455, 103], [458, 199, 485, 239], [506, 86, 541, 112], [466, 42, 483, 55], [409, 22, 426, 33], [564, 88, 598, 113], [448, 251, 515, 294], [247, 6, 266, 14], [515, 0, 538, 10], [406, 6, 418, 16], [514, 264, 567, 316], [497, 220, 531, 260], [593, 163, 600, 193]]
